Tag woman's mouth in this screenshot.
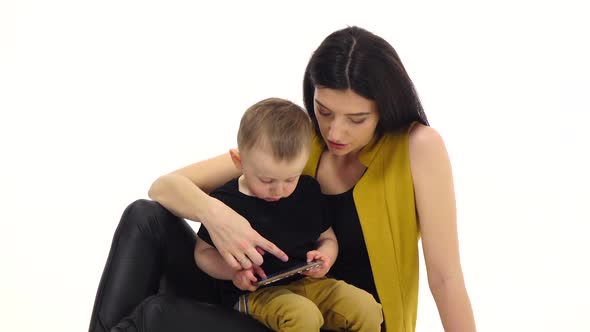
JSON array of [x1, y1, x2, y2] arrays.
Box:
[[327, 140, 348, 150]]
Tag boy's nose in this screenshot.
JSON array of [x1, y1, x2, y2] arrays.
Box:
[[271, 183, 284, 198]]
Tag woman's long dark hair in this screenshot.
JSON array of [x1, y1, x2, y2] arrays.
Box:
[[303, 26, 428, 140]]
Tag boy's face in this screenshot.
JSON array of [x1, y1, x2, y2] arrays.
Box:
[[239, 146, 310, 202]]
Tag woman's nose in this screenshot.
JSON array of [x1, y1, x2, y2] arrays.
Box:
[[328, 119, 345, 142]]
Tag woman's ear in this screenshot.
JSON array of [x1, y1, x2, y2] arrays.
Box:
[[229, 149, 242, 170]]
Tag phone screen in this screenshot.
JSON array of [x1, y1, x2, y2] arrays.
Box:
[[252, 260, 323, 287]]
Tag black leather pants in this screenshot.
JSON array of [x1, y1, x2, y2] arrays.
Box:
[[88, 199, 270, 332]]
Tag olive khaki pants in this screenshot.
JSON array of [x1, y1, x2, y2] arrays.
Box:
[[235, 277, 383, 332]]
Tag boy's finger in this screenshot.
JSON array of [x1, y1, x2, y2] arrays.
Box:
[[253, 265, 267, 279], [245, 270, 255, 280]]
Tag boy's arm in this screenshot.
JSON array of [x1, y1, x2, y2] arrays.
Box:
[[316, 226, 338, 262], [309, 179, 338, 264], [194, 237, 238, 280], [303, 227, 338, 278]]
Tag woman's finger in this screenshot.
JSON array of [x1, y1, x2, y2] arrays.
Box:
[[235, 253, 252, 269], [244, 246, 264, 267], [222, 252, 242, 270], [255, 246, 266, 256], [257, 237, 288, 262]]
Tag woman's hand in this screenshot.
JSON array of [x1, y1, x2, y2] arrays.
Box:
[[301, 250, 332, 278], [204, 197, 289, 270], [149, 152, 288, 270]]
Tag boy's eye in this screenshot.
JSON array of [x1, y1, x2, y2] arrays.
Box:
[[260, 178, 273, 184]]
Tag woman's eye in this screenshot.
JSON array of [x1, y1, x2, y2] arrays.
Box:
[[316, 107, 330, 116], [350, 118, 367, 124]]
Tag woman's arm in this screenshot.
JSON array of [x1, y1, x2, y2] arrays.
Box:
[[409, 125, 476, 332], [149, 152, 288, 270], [149, 153, 240, 220]]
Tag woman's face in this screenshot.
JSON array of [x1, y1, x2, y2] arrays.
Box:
[[313, 88, 379, 156]]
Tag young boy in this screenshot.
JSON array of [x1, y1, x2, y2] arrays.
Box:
[[194, 98, 383, 332]]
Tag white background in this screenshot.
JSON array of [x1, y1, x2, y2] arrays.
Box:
[[1, 1, 589, 331]]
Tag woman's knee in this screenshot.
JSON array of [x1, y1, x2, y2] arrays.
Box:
[[121, 199, 169, 226], [117, 199, 181, 235]]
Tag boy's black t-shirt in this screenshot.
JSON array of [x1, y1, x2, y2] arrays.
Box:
[[197, 175, 330, 307]]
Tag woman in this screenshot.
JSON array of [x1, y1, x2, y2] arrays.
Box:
[[89, 26, 475, 332]]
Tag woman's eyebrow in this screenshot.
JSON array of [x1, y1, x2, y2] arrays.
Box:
[[314, 99, 371, 116], [314, 99, 332, 111]]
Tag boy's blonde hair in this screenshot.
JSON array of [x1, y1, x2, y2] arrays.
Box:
[[238, 98, 312, 161]]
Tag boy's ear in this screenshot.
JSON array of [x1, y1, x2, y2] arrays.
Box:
[[229, 149, 242, 170]]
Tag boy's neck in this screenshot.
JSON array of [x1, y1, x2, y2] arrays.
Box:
[[237, 175, 254, 196]]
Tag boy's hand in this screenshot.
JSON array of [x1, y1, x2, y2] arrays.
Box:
[[301, 250, 332, 278], [232, 265, 267, 291]]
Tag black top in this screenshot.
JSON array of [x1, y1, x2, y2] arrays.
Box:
[[324, 187, 380, 302], [198, 175, 330, 307]]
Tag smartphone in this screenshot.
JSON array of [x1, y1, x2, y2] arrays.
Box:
[[252, 260, 323, 287]]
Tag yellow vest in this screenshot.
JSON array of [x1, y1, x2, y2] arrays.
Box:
[[303, 128, 419, 332]]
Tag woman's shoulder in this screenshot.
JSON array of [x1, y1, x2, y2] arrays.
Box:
[[377, 123, 445, 155], [408, 123, 445, 151], [406, 124, 452, 188], [376, 123, 448, 174], [407, 123, 447, 162]]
